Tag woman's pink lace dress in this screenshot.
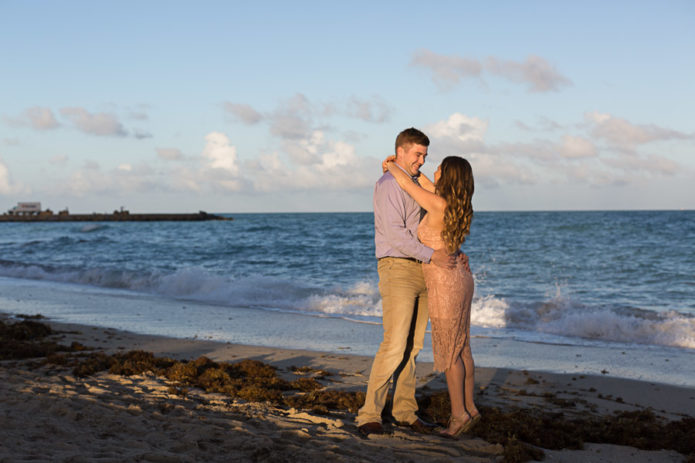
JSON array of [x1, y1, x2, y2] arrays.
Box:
[[418, 219, 474, 372]]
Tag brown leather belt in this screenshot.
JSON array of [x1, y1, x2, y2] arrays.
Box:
[[378, 256, 423, 264]]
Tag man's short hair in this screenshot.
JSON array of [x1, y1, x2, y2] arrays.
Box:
[[395, 127, 430, 152]]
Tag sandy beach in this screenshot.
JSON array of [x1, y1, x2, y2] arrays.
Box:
[[1, 312, 693, 463]]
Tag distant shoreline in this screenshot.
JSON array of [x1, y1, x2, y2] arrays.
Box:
[[0, 211, 231, 222]]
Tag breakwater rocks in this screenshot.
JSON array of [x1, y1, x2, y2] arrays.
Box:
[[0, 211, 231, 222]]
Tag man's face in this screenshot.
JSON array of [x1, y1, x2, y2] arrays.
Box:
[[396, 143, 428, 177]]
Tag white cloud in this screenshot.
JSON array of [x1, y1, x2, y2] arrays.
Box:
[[202, 132, 240, 175], [422, 111, 692, 190], [345, 96, 392, 123], [45, 133, 245, 197], [270, 112, 312, 140], [26, 107, 61, 129], [134, 129, 152, 140], [283, 130, 324, 165], [0, 157, 26, 195], [198, 132, 244, 192], [60, 107, 127, 137], [410, 49, 482, 91], [247, 131, 374, 192], [129, 111, 148, 120], [49, 155, 69, 165], [35, 127, 372, 199], [515, 117, 564, 132], [424, 113, 537, 186], [228, 93, 393, 143], [267, 94, 314, 140], [586, 112, 691, 149], [60, 162, 159, 197], [485, 55, 572, 92], [224, 102, 263, 124], [559, 135, 597, 159], [5, 106, 60, 130], [426, 113, 488, 155], [156, 148, 184, 161], [563, 163, 628, 186], [469, 152, 538, 187], [602, 153, 680, 176], [491, 140, 556, 162], [0, 157, 15, 194], [411, 50, 571, 93]]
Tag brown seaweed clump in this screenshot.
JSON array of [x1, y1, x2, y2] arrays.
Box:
[[65, 350, 366, 416], [69, 353, 296, 405], [7, 317, 692, 462], [0, 319, 75, 361], [417, 391, 695, 463], [285, 389, 365, 415]]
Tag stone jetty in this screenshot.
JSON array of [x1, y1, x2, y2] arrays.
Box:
[[0, 210, 231, 222]]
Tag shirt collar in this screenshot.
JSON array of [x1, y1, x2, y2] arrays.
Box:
[[393, 162, 419, 181]]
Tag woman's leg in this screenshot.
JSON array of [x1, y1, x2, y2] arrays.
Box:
[[443, 343, 478, 433], [445, 355, 466, 421], [461, 343, 479, 417]]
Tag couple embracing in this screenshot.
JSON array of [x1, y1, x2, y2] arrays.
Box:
[[356, 127, 479, 439]]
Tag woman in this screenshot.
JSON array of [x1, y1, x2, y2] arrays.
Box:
[[384, 155, 479, 438]]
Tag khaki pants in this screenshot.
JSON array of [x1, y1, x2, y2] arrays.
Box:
[[356, 258, 429, 425]]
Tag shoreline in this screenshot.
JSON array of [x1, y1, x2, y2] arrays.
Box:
[[2, 275, 693, 389], [2, 312, 693, 462]]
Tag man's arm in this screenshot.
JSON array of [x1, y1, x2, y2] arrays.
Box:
[[375, 176, 433, 263]]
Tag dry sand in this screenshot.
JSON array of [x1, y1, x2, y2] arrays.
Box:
[[1, 314, 693, 462]]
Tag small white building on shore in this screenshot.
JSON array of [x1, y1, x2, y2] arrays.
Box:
[[7, 202, 42, 215]]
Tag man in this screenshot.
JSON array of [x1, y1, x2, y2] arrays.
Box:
[[356, 127, 456, 436]]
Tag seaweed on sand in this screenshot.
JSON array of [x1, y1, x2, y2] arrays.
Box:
[[417, 390, 695, 463], [7, 317, 693, 462], [285, 390, 366, 415], [0, 319, 72, 360]]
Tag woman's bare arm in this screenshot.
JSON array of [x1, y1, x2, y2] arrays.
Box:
[[382, 155, 435, 193], [417, 172, 435, 193], [386, 162, 446, 214]]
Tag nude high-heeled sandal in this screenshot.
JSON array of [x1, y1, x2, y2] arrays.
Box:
[[439, 412, 478, 439]]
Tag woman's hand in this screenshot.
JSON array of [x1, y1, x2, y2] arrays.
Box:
[[382, 155, 396, 173]]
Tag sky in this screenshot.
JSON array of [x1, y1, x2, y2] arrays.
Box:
[[1, 0, 693, 213]]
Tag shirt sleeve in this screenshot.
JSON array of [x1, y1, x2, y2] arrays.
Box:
[[375, 176, 434, 263]]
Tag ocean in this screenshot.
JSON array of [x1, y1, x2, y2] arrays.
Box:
[[0, 211, 693, 387]]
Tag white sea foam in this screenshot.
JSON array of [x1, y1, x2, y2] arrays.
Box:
[[1, 261, 693, 350], [471, 295, 509, 328], [538, 308, 695, 349], [305, 281, 382, 318], [468, 287, 695, 350]]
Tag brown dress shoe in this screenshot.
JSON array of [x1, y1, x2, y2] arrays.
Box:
[[357, 421, 384, 437], [404, 417, 437, 434]]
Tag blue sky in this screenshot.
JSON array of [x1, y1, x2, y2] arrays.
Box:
[[1, 0, 693, 213]]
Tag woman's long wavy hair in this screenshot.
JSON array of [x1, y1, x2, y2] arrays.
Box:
[[435, 156, 474, 253]]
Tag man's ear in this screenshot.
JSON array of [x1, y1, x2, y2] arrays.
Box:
[[395, 146, 404, 159]]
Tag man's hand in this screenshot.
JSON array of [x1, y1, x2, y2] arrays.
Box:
[[457, 251, 471, 273], [382, 155, 396, 173], [430, 248, 457, 269]]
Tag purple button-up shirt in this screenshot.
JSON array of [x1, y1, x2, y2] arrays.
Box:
[[373, 167, 434, 263]]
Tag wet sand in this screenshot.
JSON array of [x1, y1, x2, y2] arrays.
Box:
[[1, 313, 693, 462]]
